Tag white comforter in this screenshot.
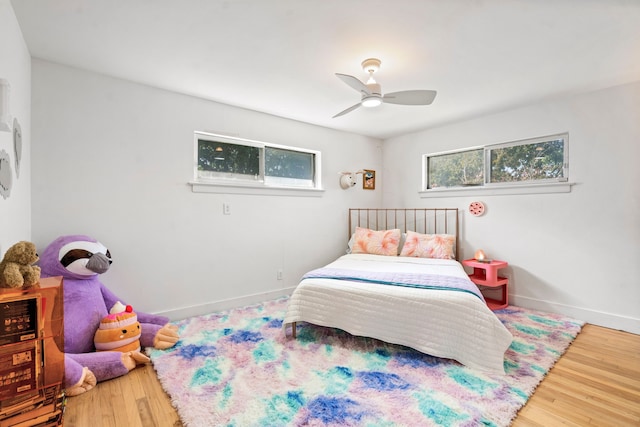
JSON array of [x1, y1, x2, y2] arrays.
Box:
[[283, 254, 513, 374]]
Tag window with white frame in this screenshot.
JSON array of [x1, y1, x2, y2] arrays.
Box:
[[194, 132, 321, 190], [425, 148, 484, 189], [423, 133, 568, 190]]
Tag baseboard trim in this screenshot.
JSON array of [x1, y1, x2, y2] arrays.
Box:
[[157, 287, 297, 321], [511, 294, 640, 335]]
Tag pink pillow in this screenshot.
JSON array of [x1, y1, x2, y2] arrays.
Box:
[[352, 227, 401, 256], [399, 231, 455, 259]]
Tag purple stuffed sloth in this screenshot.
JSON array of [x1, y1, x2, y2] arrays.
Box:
[[39, 235, 179, 396]]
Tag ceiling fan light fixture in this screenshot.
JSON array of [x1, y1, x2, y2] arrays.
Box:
[[361, 95, 382, 108]]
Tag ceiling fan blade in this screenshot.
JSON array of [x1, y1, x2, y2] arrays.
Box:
[[332, 102, 361, 118], [335, 73, 371, 95], [383, 90, 437, 105]]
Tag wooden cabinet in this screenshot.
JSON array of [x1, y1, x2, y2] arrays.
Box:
[[462, 259, 509, 311], [0, 277, 65, 426]]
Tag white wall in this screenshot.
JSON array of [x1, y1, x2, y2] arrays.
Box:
[[31, 59, 382, 319], [0, 0, 31, 255], [383, 81, 640, 334]]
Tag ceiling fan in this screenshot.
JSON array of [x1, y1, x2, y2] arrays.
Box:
[[333, 58, 437, 118]]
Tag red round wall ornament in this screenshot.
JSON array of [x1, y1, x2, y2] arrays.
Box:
[[469, 201, 485, 216]]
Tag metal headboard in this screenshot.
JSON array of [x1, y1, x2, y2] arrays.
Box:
[[348, 208, 460, 260]]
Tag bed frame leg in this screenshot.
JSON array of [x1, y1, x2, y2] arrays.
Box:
[[291, 322, 297, 339]]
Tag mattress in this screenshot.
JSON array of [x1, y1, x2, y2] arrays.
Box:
[[283, 254, 513, 374]]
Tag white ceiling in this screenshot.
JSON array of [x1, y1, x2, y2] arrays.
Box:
[[10, 0, 640, 139]]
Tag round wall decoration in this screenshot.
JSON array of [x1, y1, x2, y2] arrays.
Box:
[[469, 201, 485, 216], [0, 149, 12, 200], [13, 118, 22, 178]]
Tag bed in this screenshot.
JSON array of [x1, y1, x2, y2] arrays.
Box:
[[283, 208, 513, 374]]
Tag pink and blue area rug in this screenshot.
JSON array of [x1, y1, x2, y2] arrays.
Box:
[[148, 297, 583, 427]]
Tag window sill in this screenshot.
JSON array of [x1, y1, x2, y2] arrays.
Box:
[[419, 181, 573, 198], [189, 181, 325, 197]]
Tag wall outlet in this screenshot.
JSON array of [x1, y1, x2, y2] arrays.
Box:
[[277, 269, 283, 280], [223, 203, 231, 215]]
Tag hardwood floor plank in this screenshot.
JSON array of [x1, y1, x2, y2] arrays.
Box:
[[516, 396, 593, 426], [136, 397, 156, 427], [562, 351, 639, 380], [104, 378, 138, 427], [135, 365, 183, 426], [548, 364, 640, 403], [535, 383, 639, 426]]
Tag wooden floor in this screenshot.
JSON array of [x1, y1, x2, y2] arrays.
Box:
[[63, 324, 640, 427], [513, 324, 640, 427]]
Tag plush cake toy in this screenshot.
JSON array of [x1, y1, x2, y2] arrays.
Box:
[[94, 302, 142, 353], [39, 235, 179, 396]]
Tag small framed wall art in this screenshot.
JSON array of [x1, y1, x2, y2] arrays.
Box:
[[363, 169, 375, 190]]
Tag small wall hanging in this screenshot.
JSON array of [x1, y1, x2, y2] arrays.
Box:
[[339, 172, 356, 189], [13, 118, 22, 178], [0, 149, 12, 199], [469, 201, 485, 216], [0, 79, 10, 132]]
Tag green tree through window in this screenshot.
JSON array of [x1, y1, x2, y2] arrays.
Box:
[[490, 138, 564, 183], [266, 147, 314, 180], [423, 133, 568, 190], [198, 140, 259, 176], [427, 149, 483, 189]]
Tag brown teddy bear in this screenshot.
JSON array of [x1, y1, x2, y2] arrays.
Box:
[[0, 241, 41, 288]]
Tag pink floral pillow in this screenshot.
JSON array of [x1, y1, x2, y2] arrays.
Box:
[[352, 227, 401, 256], [399, 231, 455, 259]]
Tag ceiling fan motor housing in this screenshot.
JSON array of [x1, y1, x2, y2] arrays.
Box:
[[366, 82, 381, 95], [362, 81, 382, 107]]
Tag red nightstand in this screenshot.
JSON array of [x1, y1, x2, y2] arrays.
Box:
[[462, 259, 509, 310]]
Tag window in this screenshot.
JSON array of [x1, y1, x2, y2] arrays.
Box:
[[488, 136, 566, 184], [426, 148, 484, 189], [423, 133, 568, 191], [197, 138, 261, 181], [194, 132, 321, 190]]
